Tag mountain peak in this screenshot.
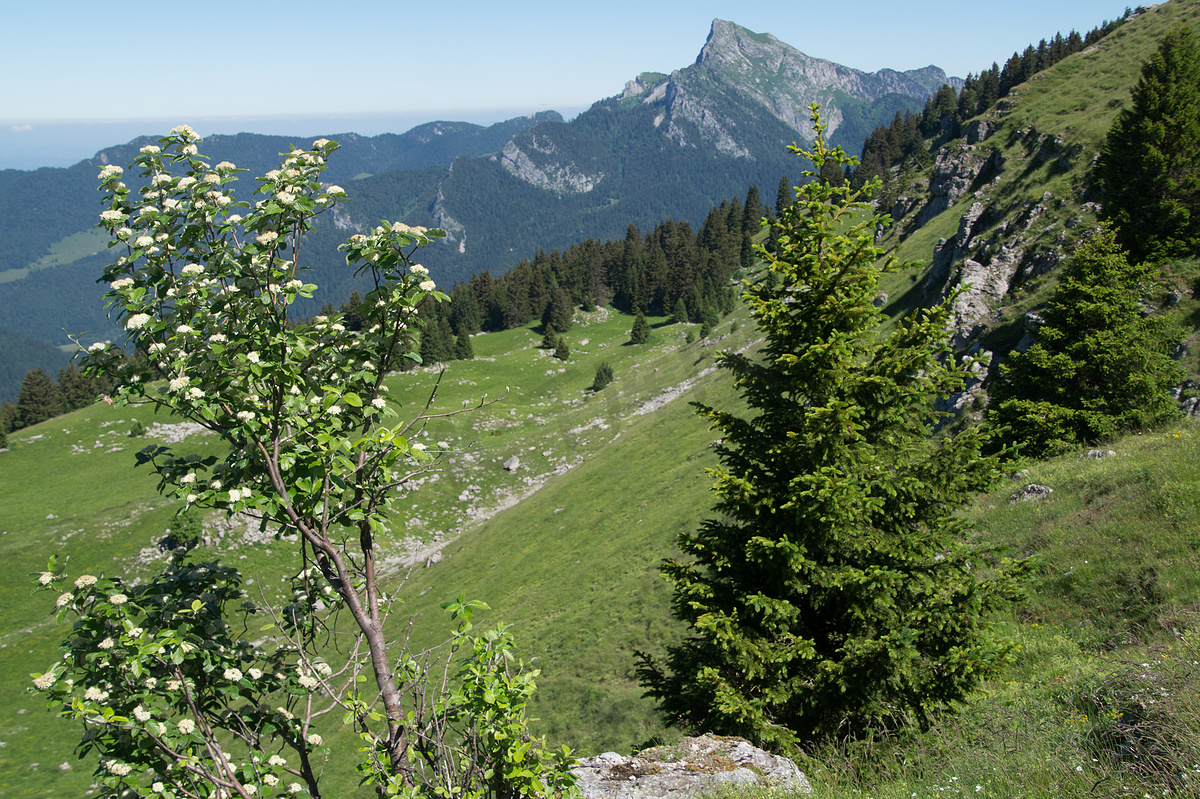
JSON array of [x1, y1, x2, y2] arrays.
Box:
[[688, 18, 952, 139]]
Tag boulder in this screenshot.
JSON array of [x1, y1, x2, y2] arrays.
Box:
[[572, 735, 811, 799], [1010, 484, 1054, 504], [503, 455, 520, 472]]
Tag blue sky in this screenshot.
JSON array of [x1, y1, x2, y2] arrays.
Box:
[[1, 0, 1134, 169]]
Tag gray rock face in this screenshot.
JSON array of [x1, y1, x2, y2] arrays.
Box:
[[572, 735, 812, 799], [497, 136, 604, 194]]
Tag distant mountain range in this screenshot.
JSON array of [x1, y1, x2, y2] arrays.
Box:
[[0, 19, 956, 401]]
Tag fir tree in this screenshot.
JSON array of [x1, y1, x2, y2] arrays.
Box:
[[541, 323, 558, 350], [453, 329, 474, 360], [1099, 23, 1200, 262], [553, 336, 570, 361], [15, 367, 64, 429], [542, 287, 574, 333], [638, 106, 1018, 750], [670, 297, 689, 325], [590, 362, 614, 392], [629, 310, 651, 345], [989, 225, 1182, 457], [58, 364, 96, 411]]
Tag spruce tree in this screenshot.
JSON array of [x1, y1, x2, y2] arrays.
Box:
[[590, 362, 614, 392], [453, 329, 474, 360], [541, 323, 558, 350], [638, 107, 1016, 750], [553, 336, 570, 361], [15, 367, 64, 429], [629, 310, 651, 345], [989, 225, 1182, 457], [1099, 23, 1200, 262]]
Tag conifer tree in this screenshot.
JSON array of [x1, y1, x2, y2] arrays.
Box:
[[590, 362, 614, 392], [1099, 23, 1200, 262], [629, 310, 651, 345], [553, 336, 569, 361], [453, 329, 474, 360], [638, 106, 1017, 750], [989, 225, 1182, 457], [58, 364, 96, 411], [15, 367, 64, 429], [541, 323, 558, 350]]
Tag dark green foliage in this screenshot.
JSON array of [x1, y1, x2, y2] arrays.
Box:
[[989, 226, 1183, 458], [454, 329, 474, 360], [0, 401, 15, 435], [638, 108, 1016, 751], [670, 298, 689, 325], [629, 311, 651, 345], [541, 323, 558, 350], [590, 362, 614, 392], [57, 364, 99, 411], [1099, 24, 1200, 263], [553, 336, 570, 361], [15, 367, 64, 430], [543, 287, 575, 333]]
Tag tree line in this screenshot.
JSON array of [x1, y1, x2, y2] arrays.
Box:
[[411, 185, 764, 362], [851, 11, 1132, 189]]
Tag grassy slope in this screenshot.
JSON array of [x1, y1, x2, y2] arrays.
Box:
[[6, 4, 1200, 797], [0, 304, 756, 796]]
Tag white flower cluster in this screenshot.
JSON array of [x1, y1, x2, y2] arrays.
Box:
[[228, 487, 252, 503]]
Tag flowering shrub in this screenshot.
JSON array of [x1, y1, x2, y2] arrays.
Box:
[[29, 127, 577, 798]]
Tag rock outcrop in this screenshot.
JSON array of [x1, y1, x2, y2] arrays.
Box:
[[572, 735, 811, 799]]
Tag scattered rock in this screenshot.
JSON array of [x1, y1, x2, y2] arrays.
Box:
[[1010, 484, 1054, 503], [1080, 450, 1117, 459], [503, 456, 520, 472], [572, 735, 811, 799]]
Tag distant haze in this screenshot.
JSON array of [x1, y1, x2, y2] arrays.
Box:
[[0, 108, 582, 172]]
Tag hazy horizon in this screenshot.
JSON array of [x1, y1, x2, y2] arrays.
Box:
[[0, 107, 582, 172]]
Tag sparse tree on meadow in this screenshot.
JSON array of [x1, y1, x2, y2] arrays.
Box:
[[989, 224, 1182, 457], [639, 106, 1021, 751], [629, 310, 651, 345]]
